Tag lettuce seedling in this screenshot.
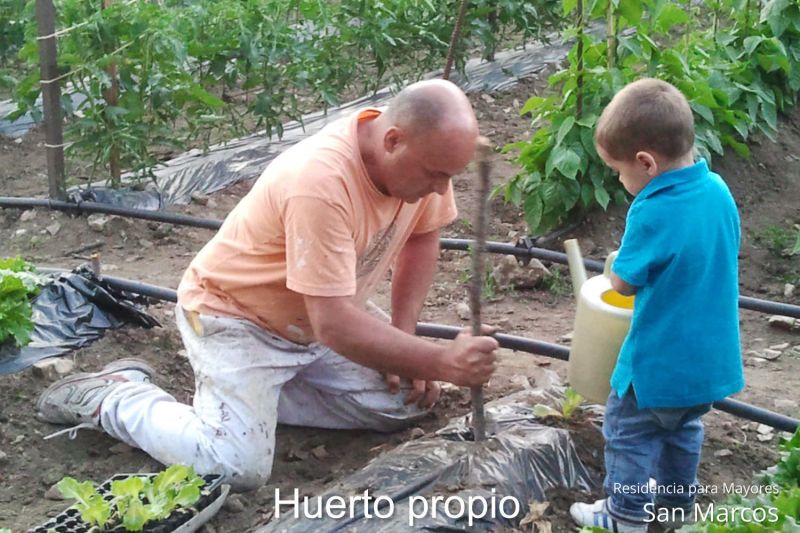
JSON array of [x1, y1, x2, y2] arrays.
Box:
[[56, 477, 112, 529]]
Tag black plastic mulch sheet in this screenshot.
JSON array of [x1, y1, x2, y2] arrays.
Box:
[[0, 266, 160, 374], [259, 383, 600, 532]]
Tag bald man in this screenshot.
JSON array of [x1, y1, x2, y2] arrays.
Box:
[[37, 80, 499, 490]]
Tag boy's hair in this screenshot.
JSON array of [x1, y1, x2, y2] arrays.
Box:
[[595, 78, 694, 162]]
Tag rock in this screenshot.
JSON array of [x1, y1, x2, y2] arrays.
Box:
[[109, 442, 135, 454], [190, 192, 209, 205], [769, 342, 790, 350], [32, 358, 75, 380], [310, 444, 328, 460], [14, 228, 27, 237], [409, 427, 425, 440], [757, 432, 774, 442], [455, 302, 471, 321], [493, 255, 550, 289], [774, 399, 798, 410], [559, 331, 574, 343], [757, 423, 773, 435], [20, 209, 36, 222], [44, 484, 67, 501], [177, 349, 188, 359], [223, 494, 246, 513], [138, 238, 154, 249], [745, 357, 767, 367], [207, 198, 218, 209], [768, 315, 798, 331], [45, 222, 61, 236], [153, 223, 174, 238], [0, 449, 7, 463], [714, 449, 733, 458], [87, 213, 110, 232], [785, 284, 796, 298], [762, 348, 782, 360]]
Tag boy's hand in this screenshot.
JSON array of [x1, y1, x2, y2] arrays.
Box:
[[610, 271, 637, 296]]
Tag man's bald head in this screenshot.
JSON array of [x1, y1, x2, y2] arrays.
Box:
[[384, 79, 478, 138]]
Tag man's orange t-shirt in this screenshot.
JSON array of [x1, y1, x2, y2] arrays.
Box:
[[177, 109, 457, 345]]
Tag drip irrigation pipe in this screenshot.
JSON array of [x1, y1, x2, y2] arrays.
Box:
[[0, 197, 222, 230], [35, 268, 800, 433], [8, 197, 800, 318]]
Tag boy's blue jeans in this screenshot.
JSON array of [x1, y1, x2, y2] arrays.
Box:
[[603, 389, 712, 523]]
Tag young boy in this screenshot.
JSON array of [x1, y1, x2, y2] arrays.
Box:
[[570, 78, 744, 533]]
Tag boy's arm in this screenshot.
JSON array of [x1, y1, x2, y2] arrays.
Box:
[[611, 271, 637, 296]]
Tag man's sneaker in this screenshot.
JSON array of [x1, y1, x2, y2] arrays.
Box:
[[37, 358, 154, 438], [570, 498, 648, 533]]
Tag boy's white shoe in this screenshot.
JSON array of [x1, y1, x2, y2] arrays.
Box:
[[570, 498, 647, 533]]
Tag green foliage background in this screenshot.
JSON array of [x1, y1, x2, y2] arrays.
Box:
[[501, 0, 800, 235], [4, 0, 561, 183]]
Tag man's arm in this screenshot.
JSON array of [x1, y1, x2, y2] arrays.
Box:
[[389, 229, 442, 405], [304, 294, 497, 388], [391, 229, 440, 333]]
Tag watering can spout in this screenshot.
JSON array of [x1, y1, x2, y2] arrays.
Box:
[[564, 239, 587, 302]]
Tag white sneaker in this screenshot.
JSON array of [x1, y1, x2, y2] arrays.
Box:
[[570, 498, 648, 533], [36, 358, 154, 437]]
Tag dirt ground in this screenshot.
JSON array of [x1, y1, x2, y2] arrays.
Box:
[[1, 79, 799, 533]]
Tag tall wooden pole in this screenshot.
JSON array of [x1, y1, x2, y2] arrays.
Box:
[[469, 137, 492, 442], [36, 0, 66, 200], [102, 0, 121, 187]]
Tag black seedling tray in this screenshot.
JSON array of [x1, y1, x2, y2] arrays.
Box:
[[30, 473, 230, 533]]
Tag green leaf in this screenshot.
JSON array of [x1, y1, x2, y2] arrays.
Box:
[[532, 404, 563, 418], [654, 3, 689, 33], [122, 498, 149, 531], [523, 193, 544, 233], [547, 148, 582, 180], [594, 186, 611, 209], [562, 0, 578, 16], [555, 116, 576, 147]]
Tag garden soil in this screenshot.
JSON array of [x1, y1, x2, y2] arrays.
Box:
[[1, 78, 799, 532]]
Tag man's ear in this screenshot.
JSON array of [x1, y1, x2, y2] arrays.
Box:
[[384, 126, 403, 154], [635, 151, 659, 177]]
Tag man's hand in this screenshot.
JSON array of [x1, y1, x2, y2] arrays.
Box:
[[438, 329, 498, 388], [384, 374, 441, 407]]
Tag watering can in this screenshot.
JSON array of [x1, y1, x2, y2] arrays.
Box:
[[564, 239, 634, 404]]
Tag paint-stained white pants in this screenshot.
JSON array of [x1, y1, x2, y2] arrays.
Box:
[[100, 305, 428, 491]]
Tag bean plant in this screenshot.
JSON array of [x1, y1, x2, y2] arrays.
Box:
[[6, 0, 561, 186], [503, 0, 800, 235]]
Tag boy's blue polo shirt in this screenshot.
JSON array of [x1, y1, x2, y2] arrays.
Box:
[[611, 160, 744, 408]]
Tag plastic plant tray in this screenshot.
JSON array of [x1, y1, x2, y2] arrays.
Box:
[[29, 473, 230, 533]]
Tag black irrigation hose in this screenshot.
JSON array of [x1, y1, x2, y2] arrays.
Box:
[[36, 268, 799, 433], [0, 197, 222, 230], [7, 197, 800, 318]]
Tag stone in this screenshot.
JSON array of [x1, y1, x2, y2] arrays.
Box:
[[87, 213, 110, 232], [409, 427, 425, 439], [757, 423, 773, 435], [44, 484, 67, 501], [153, 223, 174, 238], [20, 209, 36, 222], [714, 449, 733, 458], [223, 494, 246, 513], [762, 348, 782, 360], [190, 192, 209, 205], [785, 283, 796, 298], [310, 444, 328, 460], [774, 399, 798, 410], [32, 358, 75, 380], [757, 433, 774, 442], [768, 315, 797, 331], [455, 302, 471, 321], [45, 222, 61, 236], [0, 449, 7, 463], [769, 342, 790, 350], [493, 254, 550, 289], [138, 238, 154, 249]]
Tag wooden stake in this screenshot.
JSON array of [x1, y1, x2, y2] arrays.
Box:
[[469, 136, 492, 441], [36, 0, 66, 200], [102, 0, 121, 187]]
